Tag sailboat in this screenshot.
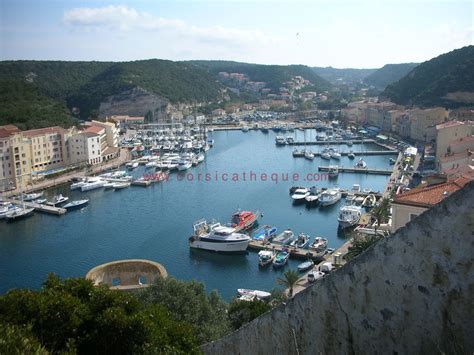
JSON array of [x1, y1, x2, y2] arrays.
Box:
[[6, 182, 35, 221]]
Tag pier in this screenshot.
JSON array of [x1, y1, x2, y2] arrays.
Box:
[[286, 139, 375, 145], [7, 200, 66, 215], [247, 240, 325, 261], [318, 166, 393, 175], [294, 150, 397, 156]]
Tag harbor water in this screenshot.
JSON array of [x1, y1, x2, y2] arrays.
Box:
[[0, 130, 394, 300]]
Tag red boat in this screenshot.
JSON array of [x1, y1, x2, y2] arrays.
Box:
[[231, 210, 261, 232]]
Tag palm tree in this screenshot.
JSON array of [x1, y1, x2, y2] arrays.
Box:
[[372, 197, 390, 236], [345, 234, 382, 261], [277, 270, 305, 297]]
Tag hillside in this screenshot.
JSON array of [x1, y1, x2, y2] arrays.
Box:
[[311, 67, 376, 85], [0, 60, 223, 127], [189, 60, 332, 93], [364, 63, 419, 89], [382, 46, 474, 108]]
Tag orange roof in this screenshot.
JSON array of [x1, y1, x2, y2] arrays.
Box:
[[85, 126, 104, 134], [23, 126, 64, 137], [0, 124, 21, 133], [394, 176, 471, 208]]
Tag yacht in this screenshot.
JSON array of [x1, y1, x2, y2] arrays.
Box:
[[286, 136, 294, 144], [81, 178, 106, 192], [189, 219, 251, 253], [309, 237, 328, 252], [320, 149, 331, 160], [197, 153, 205, 163], [0, 203, 17, 219], [291, 188, 310, 201], [298, 260, 314, 272], [113, 182, 130, 190], [46, 194, 69, 206], [70, 179, 87, 190], [338, 205, 362, 228], [319, 188, 342, 206], [355, 158, 368, 169]]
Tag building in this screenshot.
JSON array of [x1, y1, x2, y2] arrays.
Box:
[[391, 176, 470, 232], [23, 126, 67, 173], [0, 125, 32, 190], [67, 132, 102, 165], [108, 115, 145, 127], [85, 121, 119, 161], [407, 107, 448, 142], [435, 120, 474, 163]]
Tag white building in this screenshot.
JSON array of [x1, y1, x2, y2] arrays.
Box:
[[67, 132, 102, 166]]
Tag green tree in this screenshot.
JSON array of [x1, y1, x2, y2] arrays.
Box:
[[227, 298, 271, 331], [0, 323, 49, 355], [276, 270, 304, 297], [372, 198, 391, 236], [345, 235, 382, 261], [139, 277, 231, 344]]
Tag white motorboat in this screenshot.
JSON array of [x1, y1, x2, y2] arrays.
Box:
[[298, 260, 314, 272], [197, 153, 205, 163], [46, 194, 69, 206], [290, 232, 311, 248], [305, 193, 319, 204], [338, 205, 362, 228], [272, 229, 295, 245], [321, 152, 331, 160], [309, 237, 328, 252], [275, 136, 286, 145], [237, 289, 271, 300], [304, 150, 315, 160], [103, 182, 115, 189], [355, 158, 367, 169], [319, 188, 342, 206], [177, 159, 192, 171], [291, 188, 309, 201], [0, 203, 17, 219], [328, 165, 339, 178], [23, 191, 44, 201], [258, 250, 276, 267], [81, 178, 105, 192], [351, 184, 361, 193], [330, 150, 341, 160], [63, 199, 89, 210], [189, 219, 251, 253], [113, 182, 131, 190]]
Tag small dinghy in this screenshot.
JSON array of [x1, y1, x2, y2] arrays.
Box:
[[297, 260, 314, 272]]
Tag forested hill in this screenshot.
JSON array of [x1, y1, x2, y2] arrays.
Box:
[[364, 63, 419, 90], [189, 60, 332, 92], [382, 46, 474, 108], [0, 60, 222, 129]]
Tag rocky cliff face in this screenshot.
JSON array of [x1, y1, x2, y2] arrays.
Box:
[[98, 87, 169, 119], [203, 182, 474, 354]]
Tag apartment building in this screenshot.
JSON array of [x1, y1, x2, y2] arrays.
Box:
[[23, 126, 67, 173], [407, 107, 448, 142], [0, 125, 32, 190], [435, 120, 474, 162]]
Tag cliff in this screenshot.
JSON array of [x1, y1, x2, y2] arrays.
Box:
[[203, 181, 474, 354]]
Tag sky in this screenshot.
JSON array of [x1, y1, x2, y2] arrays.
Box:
[[0, 0, 472, 68]]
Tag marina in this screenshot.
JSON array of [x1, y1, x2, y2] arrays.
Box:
[[0, 129, 396, 300]]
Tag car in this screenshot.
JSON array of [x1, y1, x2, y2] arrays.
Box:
[[307, 270, 325, 283]]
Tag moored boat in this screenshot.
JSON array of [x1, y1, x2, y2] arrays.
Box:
[[297, 260, 314, 272], [23, 191, 44, 201], [113, 182, 131, 190], [6, 207, 35, 221], [355, 158, 367, 169], [304, 150, 315, 160], [328, 165, 339, 178], [258, 250, 276, 267], [231, 210, 260, 232], [63, 199, 89, 210], [272, 250, 290, 268], [290, 232, 311, 248], [272, 229, 295, 245], [338, 205, 362, 228], [309, 237, 328, 252], [252, 225, 278, 241], [319, 188, 342, 207], [237, 288, 272, 300], [291, 188, 309, 201], [46, 194, 69, 206]]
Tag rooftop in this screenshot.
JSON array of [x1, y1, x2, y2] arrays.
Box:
[[436, 120, 464, 130], [393, 176, 471, 208], [23, 126, 64, 137], [84, 126, 105, 134]]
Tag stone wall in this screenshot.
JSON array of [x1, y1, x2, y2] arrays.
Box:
[[203, 182, 474, 354]]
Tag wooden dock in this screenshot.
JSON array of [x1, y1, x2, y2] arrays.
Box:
[[8, 200, 66, 215], [318, 166, 393, 175]]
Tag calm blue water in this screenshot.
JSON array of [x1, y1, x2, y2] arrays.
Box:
[[0, 130, 394, 300]]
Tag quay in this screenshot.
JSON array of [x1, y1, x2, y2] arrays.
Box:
[[6, 199, 66, 215], [318, 166, 393, 175]]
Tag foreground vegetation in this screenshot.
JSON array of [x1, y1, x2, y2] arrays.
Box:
[[0, 274, 285, 354]]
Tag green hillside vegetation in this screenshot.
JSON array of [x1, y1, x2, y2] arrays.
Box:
[[190, 60, 332, 93], [312, 66, 377, 85], [364, 62, 419, 90], [382, 46, 474, 108], [0, 60, 223, 126]]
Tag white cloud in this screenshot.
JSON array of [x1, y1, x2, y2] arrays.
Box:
[[63, 5, 273, 47]]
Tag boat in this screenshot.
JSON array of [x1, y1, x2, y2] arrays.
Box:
[[81, 178, 105, 192], [23, 191, 44, 201], [189, 219, 251, 253], [0, 203, 17, 219], [261, 126, 269, 133], [275, 136, 286, 145], [237, 289, 272, 300], [46, 194, 69, 206], [309, 237, 328, 252], [126, 161, 139, 170], [177, 159, 192, 171], [304, 150, 315, 160], [197, 153, 205, 163], [320, 152, 331, 160], [241, 126, 249, 132], [70, 180, 87, 190], [289, 232, 311, 248], [351, 184, 361, 193], [338, 205, 362, 228], [292, 149, 305, 157], [145, 161, 157, 169], [305, 193, 319, 205], [103, 182, 115, 189], [286, 136, 294, 144], [329, 149, 341, 160], [289, 186, 306, 194], [355, 158, 367, 169], [345, 193, 356, 203], [297, 260, 314, 272], [354, 196, 365, 205], [6, 206, 35, 221], [348, 151, 356, 159], [113, 182, 131, 190], [231, 210, 260, 232], [389, 158, 396, 165], [272, 229, 295, 245], [63, 199, 89, 210], [36, 198, 47, 204], [362, 194, 377, 208], [347, 141, 353, 147], [258, 250, 276, 267], [252, 225, 278, 241], [291, 188, 309, 201], [319, 188, 342, 207], [272, 250, 290, 268], [328, 165, 339, 178]]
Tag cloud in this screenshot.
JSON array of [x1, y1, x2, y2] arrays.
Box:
[[63, 5, 272, 47]]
